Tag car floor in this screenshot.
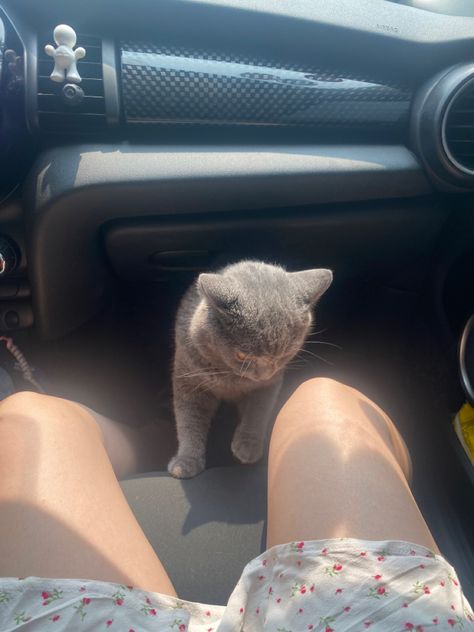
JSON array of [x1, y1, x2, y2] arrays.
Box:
[[6, 276, 473, 601]]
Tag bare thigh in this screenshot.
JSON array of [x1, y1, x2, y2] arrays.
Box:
[[0, 392, 176, 595], [267, 378, 439, 552]]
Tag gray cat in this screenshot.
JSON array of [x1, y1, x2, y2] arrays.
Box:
[[168, 260, 333, 479]]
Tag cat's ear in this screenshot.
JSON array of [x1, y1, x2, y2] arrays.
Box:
[[290, 268, 333, 307], [198, 273, 239, 313]]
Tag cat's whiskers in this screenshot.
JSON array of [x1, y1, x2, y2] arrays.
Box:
[[307, 327, 328, 337], [177, 370, 231, 379], [297, 347, 334, 366], [305, 340, 342, 350], [241, 357, 253, 380]]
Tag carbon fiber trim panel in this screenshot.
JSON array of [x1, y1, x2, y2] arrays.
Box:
[[121, 42, 411, 128]]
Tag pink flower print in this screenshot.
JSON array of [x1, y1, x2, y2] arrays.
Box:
[[451, 604, 456, 611], [448, 573, 459, 587], [320, 616, 336, 631], [290, 582, 307, 597], [321, 547, 328, 556], [126, 585, 133, 590], [112, 588, 125, 606], [416, 627, 424, 632], [405, 624, 414, 630], [257, 575, 265, 581], [432, 618, 439, 624], [79, 587, 86, 592], [50, 615, 60, 622], [364, 622, 373, 628], [360, 551, 367, 557], [206, 611, 211, 616], [325, 563, 343, 577], [368, 586, 389, 599], [239, 608, 244, 614], [74, 598, 91, 621], [335, 588, 343, 595], [448, 619, 456, 627], [410, 549, 416, 556], [179, 625, 186, 632], [256, 608, 260, 615], [207, 628, 213, 632], [129, 630, 135, 632], [298, 608, 304, 614], [106, 621, 113, 627], [309, 584, 315, 593], [413, 581, 430, 596], [344, 606, 351, 613], [276, 598, 282, 604], [262, 559, 267, 566], [140, 601, 158, 616], [373, 574, 382, 581], [42, 589, 63, 607], [291, 541, 305, 553], [403, 603, 409, 608], [279, 573, 284, 579], [419, 564, 425, 569], [308, 625, 314, 630], [440, 581, 446, 587], [377, 555, 385, 562], [268, 586, 273, 595]]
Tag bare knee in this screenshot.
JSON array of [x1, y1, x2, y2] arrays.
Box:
[[0, 391, 102, 439], [277, 377, 411, 479]]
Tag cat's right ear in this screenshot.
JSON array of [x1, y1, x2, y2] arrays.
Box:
[[198, 273, 239, 313]]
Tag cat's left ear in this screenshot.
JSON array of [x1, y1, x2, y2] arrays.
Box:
[[198, 273, 239, 313], [290, 268, 333, 307]]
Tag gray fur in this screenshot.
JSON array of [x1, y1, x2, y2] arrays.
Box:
[[168, 260, 333, 478]]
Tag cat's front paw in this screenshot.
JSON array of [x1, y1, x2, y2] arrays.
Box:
[[168, 454, 205, 479], [231, 435, 264, 464]]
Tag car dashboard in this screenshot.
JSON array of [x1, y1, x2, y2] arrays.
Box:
[[0, 0, 474, 339]]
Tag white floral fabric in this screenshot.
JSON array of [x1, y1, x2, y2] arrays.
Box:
[[0, 539, 472, 631]]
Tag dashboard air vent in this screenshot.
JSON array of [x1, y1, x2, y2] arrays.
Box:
[[37, 34, 106, 132], [443, 78, 474, 174]]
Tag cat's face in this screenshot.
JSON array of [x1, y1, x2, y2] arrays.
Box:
[[197, 261, 333, 382]]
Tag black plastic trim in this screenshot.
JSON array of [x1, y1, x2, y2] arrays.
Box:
[[24, 143, 430, 339], [102, 37, 120, 126]]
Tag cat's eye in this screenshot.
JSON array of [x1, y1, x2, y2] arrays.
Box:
[[235, 350, 247, 361]]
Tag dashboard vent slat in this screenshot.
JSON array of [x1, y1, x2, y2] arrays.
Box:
[[444, 79, 474, 172], [37, 34, 106, 133]]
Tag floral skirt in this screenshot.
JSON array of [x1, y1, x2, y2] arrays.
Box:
[[0, 539, 472, 631]]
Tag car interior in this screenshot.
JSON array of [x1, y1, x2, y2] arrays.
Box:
[[0, 0, 473, 607]]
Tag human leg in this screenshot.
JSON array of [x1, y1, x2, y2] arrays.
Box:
[[0, 392, 176, 594], [267, 377, 438, 551]]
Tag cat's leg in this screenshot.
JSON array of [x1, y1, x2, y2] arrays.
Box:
[[232, 378, 282, 464], [168, 382, 218, 479]]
